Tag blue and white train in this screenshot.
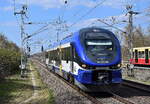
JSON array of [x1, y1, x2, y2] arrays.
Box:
[[45, 27, 122, 92]]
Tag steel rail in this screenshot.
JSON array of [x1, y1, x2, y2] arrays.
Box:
[[110, 92, 136, 104], [122, 79, 150, 93]]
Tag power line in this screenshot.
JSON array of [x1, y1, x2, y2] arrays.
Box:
[[97, 19, 126, 33], [30, 27, 49, 37], [67, 0, 100, 22], [69, 0, 108, 28]]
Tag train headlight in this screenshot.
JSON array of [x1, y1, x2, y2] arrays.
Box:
[[82, 64, 86, 68], [117, 64, 122, 68]]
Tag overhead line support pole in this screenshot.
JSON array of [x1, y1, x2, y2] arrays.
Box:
[[126, 5, 139, 62], [14, 5, 28, 78]]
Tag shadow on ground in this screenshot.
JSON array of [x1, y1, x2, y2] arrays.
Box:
[[0, 76, 41, 104]]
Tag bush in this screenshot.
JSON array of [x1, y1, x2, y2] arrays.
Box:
[[0, 49, 21, 79]]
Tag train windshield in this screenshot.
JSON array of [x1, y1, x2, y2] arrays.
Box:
[[83, 32, 116, 63], [86, 39, 113, 52]]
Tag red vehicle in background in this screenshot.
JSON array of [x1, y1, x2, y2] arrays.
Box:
[[130, 47, 150, 66]]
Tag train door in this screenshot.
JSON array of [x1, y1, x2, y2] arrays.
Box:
[[145, 49, 149, 63], [135, 50, 138, 63]]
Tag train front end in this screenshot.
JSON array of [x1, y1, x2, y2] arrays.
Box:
[[73, 27, 122, 92]]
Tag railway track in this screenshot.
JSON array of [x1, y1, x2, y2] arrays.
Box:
[[122, 79, 150, 93], [133, 66, 150, 70], [33, 58, 143, 104], [109, 92, 135, 104], [33, 59, 102, 104]]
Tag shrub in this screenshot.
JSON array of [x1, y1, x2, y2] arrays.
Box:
[[0, 49, 21, 79]]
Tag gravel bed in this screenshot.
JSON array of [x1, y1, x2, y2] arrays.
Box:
[[99, 98, 124, 104], [111, 85, 150, 104], [89, 92, 124, 104], [32, 61, 93, 104]]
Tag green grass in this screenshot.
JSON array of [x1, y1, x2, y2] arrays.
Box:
[[28, 62, 54, 104], [0, 62, 54, 104], [0, 72, 33, 104]]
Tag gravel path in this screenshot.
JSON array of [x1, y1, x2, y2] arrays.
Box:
[[20, 64, 38, 104], [32, 60, 93, 104]]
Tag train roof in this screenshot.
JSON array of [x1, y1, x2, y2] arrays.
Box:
[[46, 27, 117, 52], [46, 34, 73, 52], [133, 47, 150, 51]]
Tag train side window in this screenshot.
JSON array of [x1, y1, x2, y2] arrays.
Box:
[[64, 47, 71, 63], [50, 51, 52, 60], [49, 51, 51, 60], [141, 51, 145, 58], [49, 51, 51, 61], [149, 51, 150, 58], [56, 50, 59, 60], [138, 51, 141, 58], [66, 48, 69, 63], [52, 51, 55, 60], [68, 47, 71, 60], [138, 51, 144, 58], [45, 52, 48, 58], [64, 48, 67, 61]]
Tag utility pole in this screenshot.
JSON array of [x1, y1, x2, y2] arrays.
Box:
[[14, 5, 28, 77], [55, 16, 68, 42], [126, 5, 139, 61], [56, 17, 61, 42]]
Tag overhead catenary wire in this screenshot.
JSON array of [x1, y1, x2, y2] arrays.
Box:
[[97, 19, 126, 33], [30, 27, 49, 38], [68, 0, 100, 21], [69, 0, 108, 28]]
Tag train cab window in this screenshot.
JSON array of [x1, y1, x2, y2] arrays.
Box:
[[86, 39, 113, 52], [149, 51, 150, 58]]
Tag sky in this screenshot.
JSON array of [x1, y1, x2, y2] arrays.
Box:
[[0, 0, 150, 53]]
